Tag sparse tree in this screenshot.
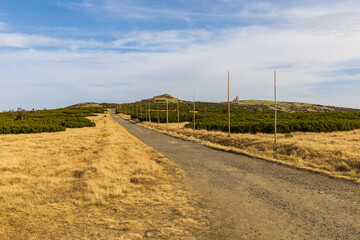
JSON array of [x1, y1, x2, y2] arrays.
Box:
[[16, 107, 27, 120]]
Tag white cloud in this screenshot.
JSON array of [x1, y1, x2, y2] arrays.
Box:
[[112, 29, 213, 51], [0, 33, 106, 49], [63, 0, 186, 20], [64, 0, 241, 21], [238, 0, 360, 32], [2, 0, 360, 109], [0, 30, 213, 52], [2, 23, 360, 109]]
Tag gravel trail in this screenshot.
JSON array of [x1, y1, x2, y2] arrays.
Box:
[[111, 113, 360, 240]]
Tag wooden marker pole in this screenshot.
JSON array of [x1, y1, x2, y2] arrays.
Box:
[[145, 103, 148, 121], [274, 70, 277, 144], [228, 70, 231, 137], [193, 92, 196, 131], [140, 105, 142, 119], [166, 99, 169, 127], [177, 100, 180, 128], [157, 103, 160, 124]]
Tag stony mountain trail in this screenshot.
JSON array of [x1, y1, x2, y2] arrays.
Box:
[[111, 113, 360, 240]]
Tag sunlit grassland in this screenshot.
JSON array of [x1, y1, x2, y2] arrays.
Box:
[[0, 113, 210, 239]]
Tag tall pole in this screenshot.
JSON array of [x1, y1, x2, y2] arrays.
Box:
[[157, 103, 159, 124], [177, 100, 180, 128], [228, 70, 231, 137], [274, 70, 277, 144], [145, 103, 148, 121], [140, 104, 142, 119], [193, 92, 196, 131], [166, 99, 169, 127]]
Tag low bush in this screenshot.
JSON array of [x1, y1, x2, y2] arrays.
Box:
[[0, 107, 105, 134], [118, 101, 360, 134]]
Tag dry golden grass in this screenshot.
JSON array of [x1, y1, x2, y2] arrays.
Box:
[[133, 118, 360, 182], [0, 113, 210, 239]]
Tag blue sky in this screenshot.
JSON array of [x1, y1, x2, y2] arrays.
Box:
[[1, 0, 360, 110]]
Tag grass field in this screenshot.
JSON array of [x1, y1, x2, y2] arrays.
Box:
[[127, 115, 360, 182], [0, 113, 211, 239]]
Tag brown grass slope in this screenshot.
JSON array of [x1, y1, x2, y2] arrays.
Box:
[[0, 113, 211, 239]]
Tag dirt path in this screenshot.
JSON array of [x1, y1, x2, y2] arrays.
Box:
[[111, 113, 360, 240]]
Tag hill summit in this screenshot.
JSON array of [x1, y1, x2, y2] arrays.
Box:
[[152, 94, 174, 99], [139, 94, 181, 103]]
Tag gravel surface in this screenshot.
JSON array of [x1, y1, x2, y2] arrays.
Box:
[[111, 113, 360, 240]]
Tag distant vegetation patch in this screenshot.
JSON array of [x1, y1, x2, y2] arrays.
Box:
[[190, 112, 360, 133], [68, 102, 118, 108], [233, 100, 352, 113], [0, 107, 106, 134], [117, 100, 360, 134]]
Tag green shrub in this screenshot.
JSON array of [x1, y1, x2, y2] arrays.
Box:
[[0, 107, 106, 134], [117, 101, 360, 134]]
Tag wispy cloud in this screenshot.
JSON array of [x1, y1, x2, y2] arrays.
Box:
[[0, 28, 216, 52], [63, 0, 360, 34], [63, 0, 188, 20], [63, 0, 243, 22], [2, 0, 360, 110], [236, 0, 360, 30], [112, 29, 214, 51], [0, 33, 107, 49], [2, 22, 360, 109]]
